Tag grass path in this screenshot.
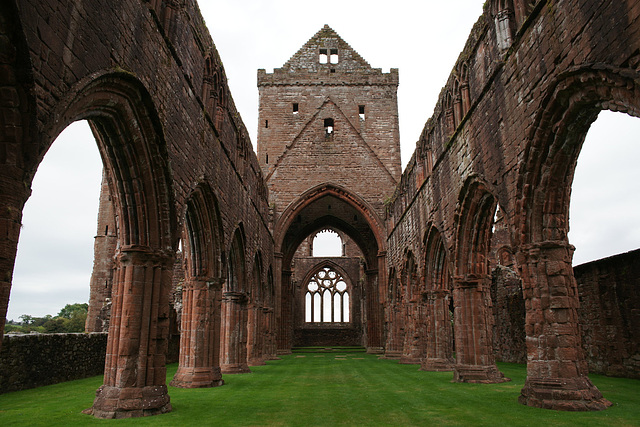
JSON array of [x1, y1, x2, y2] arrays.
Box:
[[0, 351, 638, 426]]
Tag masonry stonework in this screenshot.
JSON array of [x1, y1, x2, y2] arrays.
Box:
[[258, 26, 401, 354], [0, 0, 639, 419]]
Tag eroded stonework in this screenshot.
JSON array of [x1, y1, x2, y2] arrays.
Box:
[[0, 0, 638, 419]]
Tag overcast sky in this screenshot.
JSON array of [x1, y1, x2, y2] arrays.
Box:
[[7, 1, 640, 321]]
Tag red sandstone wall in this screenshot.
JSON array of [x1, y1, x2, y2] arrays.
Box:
[[574, 250, 640, 379]]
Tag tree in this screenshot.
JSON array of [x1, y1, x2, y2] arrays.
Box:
[[57, 303, 88, 319]]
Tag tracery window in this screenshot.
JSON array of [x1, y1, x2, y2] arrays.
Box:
[[305, 266, 350, 323]]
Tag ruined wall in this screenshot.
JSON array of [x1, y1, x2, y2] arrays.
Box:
[[575, 250, 640, 379], [491, 265, 526, 363], [384, 0, 640, 406], [1, 0, 274, 417], [0, 333, 107, 393]]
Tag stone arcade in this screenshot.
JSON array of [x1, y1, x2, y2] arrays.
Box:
[[1, 0, 638, 419]]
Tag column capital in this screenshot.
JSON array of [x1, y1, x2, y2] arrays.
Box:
[[116, 245, 174, 267], [452, 274, 490, 289], [223, 291, 247, 302]]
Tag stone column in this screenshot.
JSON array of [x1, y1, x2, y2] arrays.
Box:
[[421, 289, 454, 371], [517, 241, 611, 411], [247, 302, 265, 366], [277, 269, 293, 354], [452, 275, 508, 383], [263, 307, 279, 360], [383, 302, 404, 359], [220, 291, 250, 374], [170, 278, 224, 388], [91, 246, 174, 418], [0, 173, 30, 352], [365, 267, 383, 353], [400, 300, 423, 364]]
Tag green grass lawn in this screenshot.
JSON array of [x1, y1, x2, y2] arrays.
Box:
[[0, 350, 638, 426]]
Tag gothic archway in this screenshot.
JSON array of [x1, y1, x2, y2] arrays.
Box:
[[171, 184, 225, 388], [420, 225, 455, 371], [273, 183, 386, 353], [515, 65, 640, 410], [221, 226, 251, 374], [452, 176, 508, 383]]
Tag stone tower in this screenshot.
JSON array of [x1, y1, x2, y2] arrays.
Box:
[[258, 25, 401, 352]]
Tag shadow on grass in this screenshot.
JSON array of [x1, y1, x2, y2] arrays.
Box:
[[0, 353, 638, 426]]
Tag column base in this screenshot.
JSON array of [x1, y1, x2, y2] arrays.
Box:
[[453, 364, 510, 384], [87, 385, 171, 419], [519, 376, 612, 411], [380, 350, 402, 359], [420, 358, 454, 372], [169, 367, 224, 388], [399, 355, 422, 365], [248, 357, 266, 366], [221, 363, 251, 374]]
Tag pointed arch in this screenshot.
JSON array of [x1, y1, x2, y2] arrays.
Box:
[[44, 71, 176, 417], [171, 183, 224, 389], [399, 249, 422, 364], [226, 225, 247, 293], [221, 224, 250, 374], [451, 176, 507, 383], [514, 65, 638, 411], [421, 224, 454, 371], [301, 260, 353, 323], [454, 177, 497, 278], [182, 184, 223, 280], [274, 183, 385, 267]]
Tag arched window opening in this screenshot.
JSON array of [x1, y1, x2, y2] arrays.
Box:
[[312, 229, 342, 257], [9, 120, 103, 323], [569, 111, 640, 265], [305, 266, 350, 323]]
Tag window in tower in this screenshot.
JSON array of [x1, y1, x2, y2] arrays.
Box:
[[330, 48, 339, 64], [319, 49, 328, 64], [293, 103, 299, 114], [324, 118, 334, 140], [359, 105, 365, 121]]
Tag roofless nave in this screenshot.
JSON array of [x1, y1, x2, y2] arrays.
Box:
[[1, 0, 638, 418]]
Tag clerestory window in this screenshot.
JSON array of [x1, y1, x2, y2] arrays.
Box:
[[305, 266, 350, 323]]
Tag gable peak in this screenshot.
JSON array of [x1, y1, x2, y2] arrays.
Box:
[[281, 25, 372, 72]]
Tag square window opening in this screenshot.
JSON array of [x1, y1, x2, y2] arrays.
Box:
[[319, 49, 328, 64], [330, 48, 339, 64]]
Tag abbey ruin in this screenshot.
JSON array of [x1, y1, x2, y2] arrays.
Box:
[[0, 0, 638, 418]]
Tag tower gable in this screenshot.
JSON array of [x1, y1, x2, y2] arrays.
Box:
[[282, 25, 372, 73]]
